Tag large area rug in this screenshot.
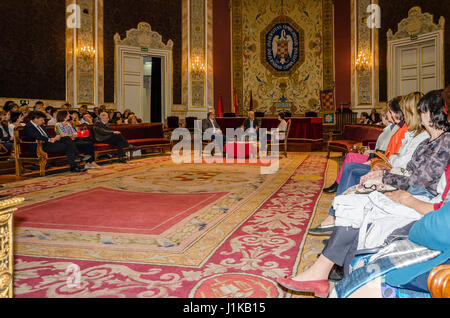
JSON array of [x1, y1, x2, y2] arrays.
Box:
[[6, 152, 337, 298]]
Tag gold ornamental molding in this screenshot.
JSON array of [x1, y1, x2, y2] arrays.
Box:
[[0, 197, 25, 298], [387, 7, 445, 41], [114, 22, 174, 50]]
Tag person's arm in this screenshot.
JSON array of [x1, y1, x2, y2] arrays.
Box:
[[385, 190, 434, 215], [24, 125, 49, 142], [382, 170, 411, 191]]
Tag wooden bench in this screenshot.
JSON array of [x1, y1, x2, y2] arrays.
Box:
[[13, 123, 171, 176]]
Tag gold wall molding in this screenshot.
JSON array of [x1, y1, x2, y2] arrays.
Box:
[[183, 0, 214, 118], [0, 197, 25, 298], [351, 0, 379, 109], [113, 22, 174, 49], [387, 7, 445, 41], [66, 0, 104, 106]]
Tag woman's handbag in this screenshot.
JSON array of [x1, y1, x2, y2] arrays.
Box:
[[371, 152, 392, 171]]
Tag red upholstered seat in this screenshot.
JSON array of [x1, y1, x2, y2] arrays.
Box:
[[328, 140, 358, 152], [127, 138, 170, 147]]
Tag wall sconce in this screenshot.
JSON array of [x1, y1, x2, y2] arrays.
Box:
[[77, 45, 96, 59], [191, 54, 206, 76], [356, 50, 371, 72]]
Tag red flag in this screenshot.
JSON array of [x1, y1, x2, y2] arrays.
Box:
[[217, 92, 223, 117], [234, 89, 239, 117], [249, 90, 254, 111]]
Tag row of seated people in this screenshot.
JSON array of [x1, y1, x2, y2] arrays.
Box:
[[21, 111, 139, 172], [1, 102, 146, 158], [358, 108, 383, 125], [276, 88, 450, 298], [200, 110, 290, 156]]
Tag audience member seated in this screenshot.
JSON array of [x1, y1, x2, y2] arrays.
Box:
[[34, 101, 45, 112], [55, 110, 100, 170], [276, 89, 450, 298], [313, 92, 427, 235], [79, 105, 89, 115], [111, 111, 124, 124], [24, 111, 85, 173], [336, 193, 450, 299], [94, 112, 138, 163], [202, 111, 227, 152], [323, 93, 420, 194], [70, 110, 82, 126], [80, 113, 94, 125], [8, 111, 25, 142], [358, 112, 373, 124], [123, 109, 132, 120], [47, 108, 58, 126], [44, 106, 54, 122], [370, 108, 381, 125], [241, 111, 259, 140], [3, 101, 15, 113], [127, 115, 139, 125], [0, 111, 12, 151], [260, 112, 288, 152]]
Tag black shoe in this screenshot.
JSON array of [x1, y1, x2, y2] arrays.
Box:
[[70, 166, 87, 173], [328, 265, 344, 282], [308, 224, 334, 236], [323, 181, 338, 193], [118, 158, 128, 164]]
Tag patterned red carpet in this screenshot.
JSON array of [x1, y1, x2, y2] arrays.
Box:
[[11, 153, 330, 298]]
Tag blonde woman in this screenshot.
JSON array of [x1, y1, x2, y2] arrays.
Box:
[[312, 92, 427, 235]]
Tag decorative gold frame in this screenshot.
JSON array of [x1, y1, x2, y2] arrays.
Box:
[[0, 197, 25, 298]]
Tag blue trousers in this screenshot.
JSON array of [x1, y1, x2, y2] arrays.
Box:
[[329, 163, 372, 217]]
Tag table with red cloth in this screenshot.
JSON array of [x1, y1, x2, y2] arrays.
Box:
[[223, 141, 258, 159]]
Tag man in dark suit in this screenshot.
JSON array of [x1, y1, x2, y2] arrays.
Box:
[[241, 111, 259, 140], [94, 112, 137, 163], [24, 111, 85, 173]]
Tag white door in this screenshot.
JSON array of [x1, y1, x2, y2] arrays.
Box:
[[121, 53, 143, 119], [394, 40, 442, 96]]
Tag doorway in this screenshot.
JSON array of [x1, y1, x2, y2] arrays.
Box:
[[143, 56, 163, 123], [115, 38, 173, 123]]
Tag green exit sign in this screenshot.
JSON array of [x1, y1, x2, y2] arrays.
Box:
[[141, 47, 149, 52]]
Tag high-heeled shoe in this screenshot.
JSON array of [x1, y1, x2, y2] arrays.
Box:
[[276, 276, 330, 298]]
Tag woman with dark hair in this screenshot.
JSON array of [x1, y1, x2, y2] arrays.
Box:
[[359, 112, 373, 124], [123, 109, 132, 120], [111, 111, 124, 124], [70, 110, 82, 126], [8, 111, 24, 141], [55, 110, 100, 169], [260, 112, 288, 152]]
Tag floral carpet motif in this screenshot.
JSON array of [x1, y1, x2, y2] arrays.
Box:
[[12, 153, 336, 298]]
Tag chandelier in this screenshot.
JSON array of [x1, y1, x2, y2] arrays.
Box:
[[77, 45, 96, 59], [356, 50, 370, 72], [191, 54, 206, 76]]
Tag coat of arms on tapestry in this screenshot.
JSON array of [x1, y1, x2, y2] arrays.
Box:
[[261, 15, 305, 76]]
